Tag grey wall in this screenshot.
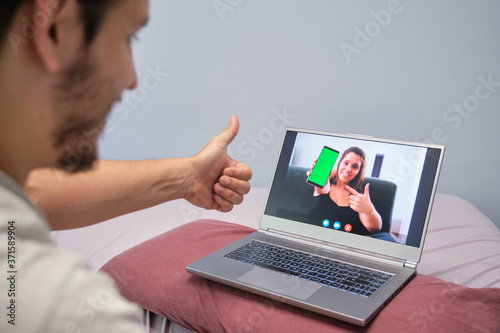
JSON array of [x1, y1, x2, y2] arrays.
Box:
[[99, 0, 500, 229]]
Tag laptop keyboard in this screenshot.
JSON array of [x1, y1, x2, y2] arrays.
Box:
[[224, 241, 392, 297]]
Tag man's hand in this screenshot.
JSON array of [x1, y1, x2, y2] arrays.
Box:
[[186, 115, 252, 212]]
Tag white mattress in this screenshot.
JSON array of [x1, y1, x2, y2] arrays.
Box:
[[51, 189, 500, 332]]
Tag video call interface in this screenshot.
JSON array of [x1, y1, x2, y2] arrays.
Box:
[[264, 131, 443, 248]]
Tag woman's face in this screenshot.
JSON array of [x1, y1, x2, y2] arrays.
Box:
[[338, 152, 362, 183]]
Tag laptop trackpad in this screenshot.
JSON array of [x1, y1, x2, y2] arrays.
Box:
[[237, 267, 322, 300]]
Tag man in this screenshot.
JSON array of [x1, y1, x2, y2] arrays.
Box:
[[0, 0, 251, 331]]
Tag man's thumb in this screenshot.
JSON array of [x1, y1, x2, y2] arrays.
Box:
[[219, 115, 239, 146]]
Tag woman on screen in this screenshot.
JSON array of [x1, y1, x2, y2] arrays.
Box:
[[308, 147, 382, 235]]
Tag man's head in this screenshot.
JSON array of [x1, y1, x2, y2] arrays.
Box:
[[0, 0, 149, 182]]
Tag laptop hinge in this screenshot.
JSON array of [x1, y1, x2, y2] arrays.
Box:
[[404, 261, 417, 269]]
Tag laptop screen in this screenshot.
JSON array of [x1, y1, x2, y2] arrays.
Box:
[[262, 129, 444, 259]]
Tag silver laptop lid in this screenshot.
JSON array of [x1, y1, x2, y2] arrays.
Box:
[[260, 129, 445, 264]]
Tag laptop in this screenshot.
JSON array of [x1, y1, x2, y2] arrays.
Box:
[[186, 128, 445, 326]]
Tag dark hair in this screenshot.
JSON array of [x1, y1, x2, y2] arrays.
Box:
[[78, 0, 119, 45], [0, 0, 116, 49], [331, 146, 366, 193]]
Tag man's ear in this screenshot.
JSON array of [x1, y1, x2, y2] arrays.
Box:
[[31, 0, 71, 73]]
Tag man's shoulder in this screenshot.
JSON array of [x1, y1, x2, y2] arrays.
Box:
[[0, 171, 52, 242], [0, 173, 143, 332], [1, 233, 143, 331]]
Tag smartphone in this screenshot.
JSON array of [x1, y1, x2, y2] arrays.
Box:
[[307, 146, 340, 188]]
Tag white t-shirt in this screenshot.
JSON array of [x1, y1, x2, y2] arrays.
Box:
[[0, 171, 143, 332]]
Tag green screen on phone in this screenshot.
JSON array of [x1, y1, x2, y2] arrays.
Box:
[[307, 146, 339, 188]]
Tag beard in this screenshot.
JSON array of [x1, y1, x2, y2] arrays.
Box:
[[51, 53, 117, 173]]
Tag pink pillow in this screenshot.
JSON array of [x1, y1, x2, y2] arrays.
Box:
[[100, 219, 500, 332]]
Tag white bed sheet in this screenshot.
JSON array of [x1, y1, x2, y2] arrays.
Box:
[[51, 189, 500, 332]]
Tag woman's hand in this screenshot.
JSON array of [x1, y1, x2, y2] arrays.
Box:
[[346, 183, 382, 233], [307, 160, 335, 196], [345, 184, 374, 215]]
